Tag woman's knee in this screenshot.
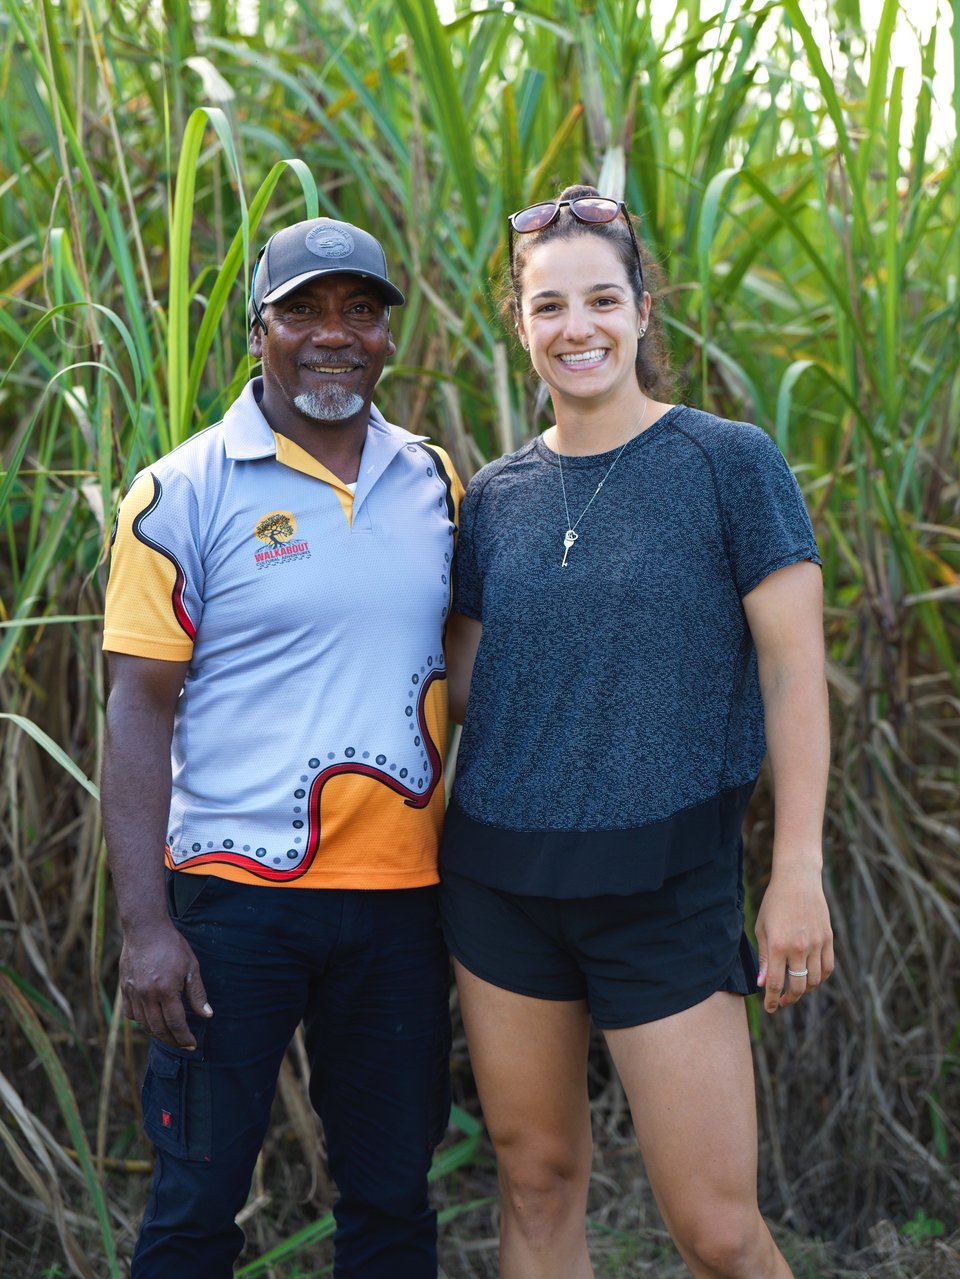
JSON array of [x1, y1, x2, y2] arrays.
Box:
[[495, 1134, 592, 1232], [672, 1202, 775, 1278]]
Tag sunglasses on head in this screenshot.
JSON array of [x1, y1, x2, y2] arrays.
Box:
[[508, 197, 644, 293]]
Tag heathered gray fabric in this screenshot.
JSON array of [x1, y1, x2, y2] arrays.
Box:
[[450, 405, 820, 854]]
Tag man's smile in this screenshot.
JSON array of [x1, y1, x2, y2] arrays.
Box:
[[300, 359, 365, 374]]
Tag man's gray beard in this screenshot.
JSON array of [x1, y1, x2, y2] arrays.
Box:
[[294, 386, 365, 422]]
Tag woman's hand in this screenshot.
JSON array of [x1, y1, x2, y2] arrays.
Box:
[[755, 861, 834, 1013]]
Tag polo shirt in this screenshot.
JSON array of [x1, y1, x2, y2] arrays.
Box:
[[103, 378, 463, 889]]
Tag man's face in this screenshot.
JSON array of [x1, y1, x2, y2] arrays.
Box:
[[250, 274, 396, 433]]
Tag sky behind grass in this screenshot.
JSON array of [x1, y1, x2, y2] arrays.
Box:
[[428, 0, 956, 156]]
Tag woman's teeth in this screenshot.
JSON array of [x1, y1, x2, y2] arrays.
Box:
[[558, 349, 606, 366]]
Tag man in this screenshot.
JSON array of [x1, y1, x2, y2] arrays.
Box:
[[101, 215, 463, 1278]]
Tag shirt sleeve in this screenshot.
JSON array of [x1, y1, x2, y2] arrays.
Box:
[[102, 468, 204, 660], [713, 424, 822, 598], [452, 474, 483, 621]]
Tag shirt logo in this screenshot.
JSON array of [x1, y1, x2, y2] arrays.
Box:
[[305, 225, 354, 259], [253, 510, 311, 568]]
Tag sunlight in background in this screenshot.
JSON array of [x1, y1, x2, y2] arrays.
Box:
[[836, 0, 953, 151], [435, 0, 955, 157]]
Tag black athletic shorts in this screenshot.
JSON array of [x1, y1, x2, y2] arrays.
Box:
[[440, 852, 759, 1029]]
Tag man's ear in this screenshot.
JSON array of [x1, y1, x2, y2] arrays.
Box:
[[250, 321, 264, 358], [386, 331, 397, 358]]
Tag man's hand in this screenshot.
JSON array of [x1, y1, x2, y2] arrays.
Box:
[[120, 921, 213, 1049]]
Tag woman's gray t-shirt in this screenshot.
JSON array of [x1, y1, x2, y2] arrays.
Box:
[[440, 405, 821, 898]]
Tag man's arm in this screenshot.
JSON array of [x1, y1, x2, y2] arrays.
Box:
[[101, 652, 212, 1048], [743, 560, 835, 1014]]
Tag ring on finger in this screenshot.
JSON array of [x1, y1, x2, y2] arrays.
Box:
[[788, 966, 809, 978]]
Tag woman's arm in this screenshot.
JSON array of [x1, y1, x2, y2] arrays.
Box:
[[742, 560, 834, 1014], [445, 612, 483, 725]]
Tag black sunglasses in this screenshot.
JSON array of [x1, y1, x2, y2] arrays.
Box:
[[508, 197, 644, 293]]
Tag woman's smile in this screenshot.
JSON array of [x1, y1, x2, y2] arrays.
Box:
[[556, 348, 609, 368]]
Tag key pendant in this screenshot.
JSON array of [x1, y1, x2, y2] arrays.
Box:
[[561, 529, 579, 568]]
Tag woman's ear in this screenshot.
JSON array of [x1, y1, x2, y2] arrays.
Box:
[[638, 291, 652, 335]]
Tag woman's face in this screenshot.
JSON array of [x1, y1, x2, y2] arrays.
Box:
[[516, 235, 649, 410]]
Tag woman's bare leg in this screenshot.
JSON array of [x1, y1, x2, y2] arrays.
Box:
[[604, 992, 792, 1279], [454, 960, 595, 1279]]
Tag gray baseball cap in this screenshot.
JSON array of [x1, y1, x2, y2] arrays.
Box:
[[251, 216, 405, 312]]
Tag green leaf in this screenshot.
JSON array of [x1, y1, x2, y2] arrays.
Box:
[[0, 713, 100, 799]]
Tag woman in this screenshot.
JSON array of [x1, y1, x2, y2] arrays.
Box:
[[442, 185, 833, 1279]]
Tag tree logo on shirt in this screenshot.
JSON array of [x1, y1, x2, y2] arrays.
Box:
[[255, 510, 296, 547], [253, 510, 311, 569]]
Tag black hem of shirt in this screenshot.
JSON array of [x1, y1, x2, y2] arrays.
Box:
[[439, 781, 757, 899]]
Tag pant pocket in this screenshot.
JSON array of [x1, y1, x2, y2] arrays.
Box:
[[164, 868, 215, 922], [142, 1040, 213, 1162]]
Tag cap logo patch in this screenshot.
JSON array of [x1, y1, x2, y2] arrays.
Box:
[[305, 226, 354, 260]]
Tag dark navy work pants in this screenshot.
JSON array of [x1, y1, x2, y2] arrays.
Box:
[[132, 872, 451, 1279]]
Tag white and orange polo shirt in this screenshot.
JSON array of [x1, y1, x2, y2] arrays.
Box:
[[103, 378, 463, 889]]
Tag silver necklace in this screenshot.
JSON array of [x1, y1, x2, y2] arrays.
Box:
[[557, 397, 649, 568]]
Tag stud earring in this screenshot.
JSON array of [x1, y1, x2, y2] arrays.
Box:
[[638, 327, 647, 339]]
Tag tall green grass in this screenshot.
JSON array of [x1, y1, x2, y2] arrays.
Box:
[[1, 0, 958, 1273]]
